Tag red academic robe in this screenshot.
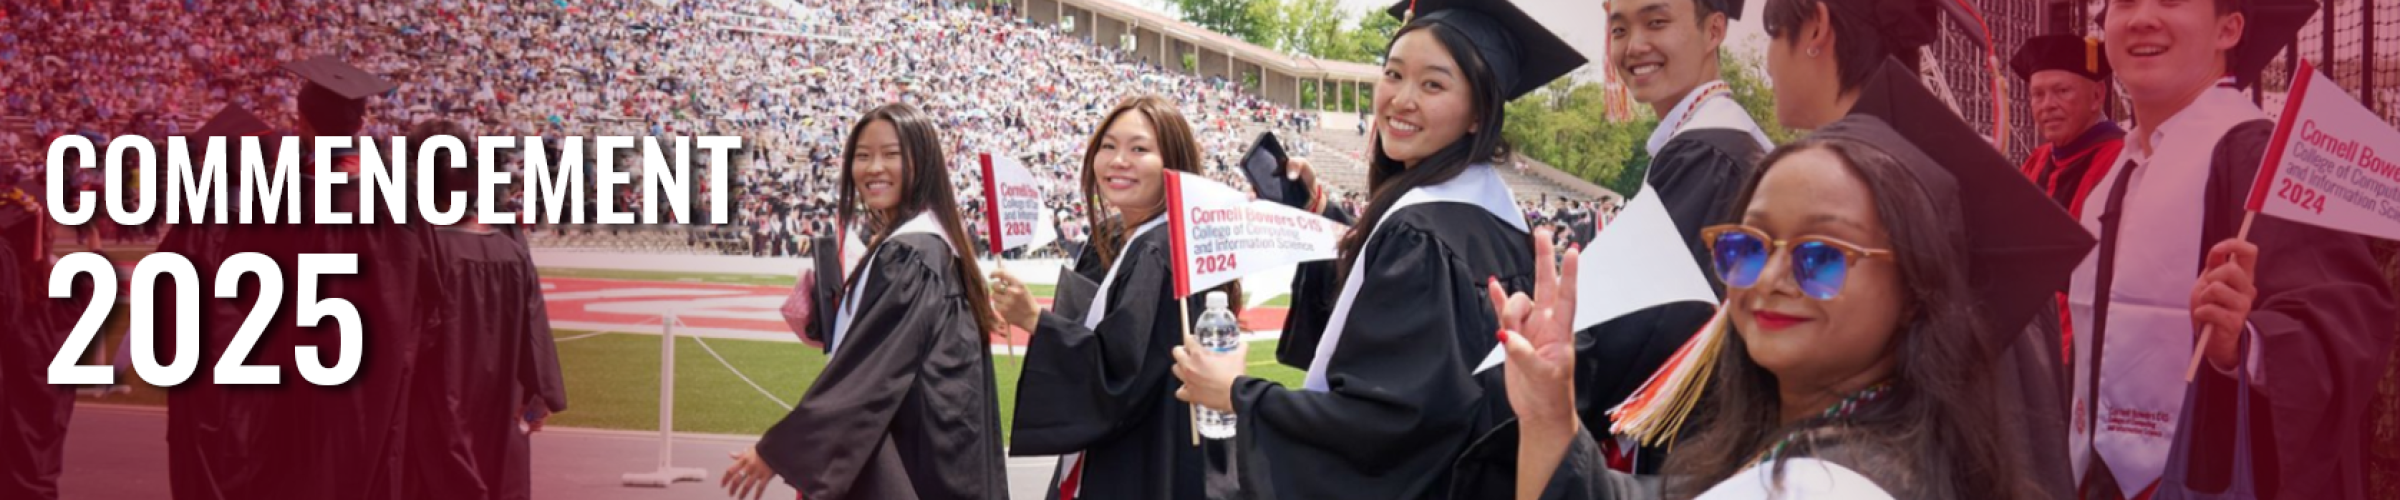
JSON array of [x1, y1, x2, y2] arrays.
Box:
[[2020, 122, 2127, 366]]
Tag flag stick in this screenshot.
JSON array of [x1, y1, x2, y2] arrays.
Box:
[[1181, 297, 1201, 447], [2185, 211, 2257, 382]]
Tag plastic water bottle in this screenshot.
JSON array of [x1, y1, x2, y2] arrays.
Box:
[[1194, 292, 1241, 440]]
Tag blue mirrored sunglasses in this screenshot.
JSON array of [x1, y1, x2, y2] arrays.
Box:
[[1701, 224, 1894, 300]]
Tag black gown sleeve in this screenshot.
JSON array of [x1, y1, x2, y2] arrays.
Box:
[[1008, 236, 1193, 455], [756, 243, 951, 499], [1230, 222, 1501, 500], [2186, 121, 2395, 497], [1534, 428, 1653, 500]]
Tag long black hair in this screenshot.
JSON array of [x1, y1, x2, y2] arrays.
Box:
[[1337, 19, 1513, 274], [1660, 136, 2028, 500], [833, 103, 1002, 335]]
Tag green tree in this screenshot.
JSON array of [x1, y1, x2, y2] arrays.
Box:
[[1500, 79, 1660, 196], [1325, 11, 1401, 64], [1721, 54, 1796, 145], [1244, 0, 1293, 51], [1168, 0, 1268, 42], [1275, 0, 1350, 58]]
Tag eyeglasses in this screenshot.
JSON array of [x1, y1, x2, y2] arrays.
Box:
[[1701, 224, 1894, 300]]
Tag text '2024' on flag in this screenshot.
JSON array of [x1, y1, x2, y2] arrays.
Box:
[[2245, 59, 2400, 241], [979, 153, 1057, 253]]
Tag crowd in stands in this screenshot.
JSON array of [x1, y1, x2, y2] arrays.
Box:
[[0, 0, 1506, 258]]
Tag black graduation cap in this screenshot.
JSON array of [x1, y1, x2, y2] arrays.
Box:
[[1844, 58, 2096, 350], [2229, 0, 2317, 87], [192, 105, 276, 138], [2011, 34, 2111, 82], [280, 56, 398, 135], [1239, 132, 1302, 208], [1385, 0, 1588, 99]]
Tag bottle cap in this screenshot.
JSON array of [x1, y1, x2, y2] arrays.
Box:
[[1206, 291, 1227, 309]]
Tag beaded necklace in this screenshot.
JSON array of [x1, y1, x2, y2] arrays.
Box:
[[1751, 381, 1894, 466], [1662, 82, 1734, 137]]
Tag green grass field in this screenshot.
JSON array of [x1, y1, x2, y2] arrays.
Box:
[[543, 331, 1305, 437]]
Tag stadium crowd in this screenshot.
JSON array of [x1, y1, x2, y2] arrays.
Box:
[[3, 0, 1361, 258]]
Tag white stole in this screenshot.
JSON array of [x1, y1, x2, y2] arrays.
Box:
[[829, 212, 952, 356], [2066, 83, 2262, 492], [1645, 82, 1774, 157], [1302, 163, 1528, 391]]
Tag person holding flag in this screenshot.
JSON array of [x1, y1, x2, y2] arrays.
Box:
[[986, 94, 1242, 500], [1574, 0, 1771, 477], [1168, 0, 1580, 498], [722, 103, 1008, 500], [2010, 34, 2126, 216], [2069, 0, 2394, 497]]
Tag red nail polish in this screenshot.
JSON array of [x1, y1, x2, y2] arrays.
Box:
[[1496, 329, 1508, 343]]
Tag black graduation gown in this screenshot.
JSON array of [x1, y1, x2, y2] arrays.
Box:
[[756, 233, 1007, 500], [0, 213, 74, 500], [804, 234, 844, 354], [404, 227, 568, 500], [1570, 128, 1760, 474], [1009, 226, 1229, 500], [1233, 204, 1534, 500], [1044, 243, 1106, 323], [2092, 121, 2396, 499], [162, 165, 453, 500]]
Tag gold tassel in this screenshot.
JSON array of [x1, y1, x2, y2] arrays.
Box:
[[2085, 36, 2101, 75], [1606, 309, 1731, 448]]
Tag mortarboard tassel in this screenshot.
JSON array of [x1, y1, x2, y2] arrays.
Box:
[[1607, 308, 1731, 447], [2085, 36, 2101, 75]]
